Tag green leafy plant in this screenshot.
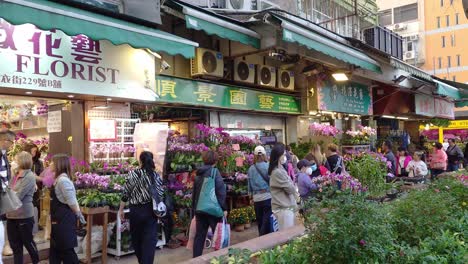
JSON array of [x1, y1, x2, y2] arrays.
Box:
[[345, 153, 389, 197], [259, 237, 311, 264], [210, 248, 252, 264], [428, 118, 451, 127]]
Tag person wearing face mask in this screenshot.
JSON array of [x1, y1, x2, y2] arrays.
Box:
[[304, 154, 324, 177], [296, 160, 318, 200], [269, 143, 298, 231]]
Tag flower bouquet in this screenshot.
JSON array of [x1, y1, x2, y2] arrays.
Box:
[[342, 125, 376, 145]]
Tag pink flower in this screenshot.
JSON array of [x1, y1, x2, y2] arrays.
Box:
[[359, 239, 366, 246]]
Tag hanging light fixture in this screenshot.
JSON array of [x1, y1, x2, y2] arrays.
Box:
[[332, 73, 349, 82]]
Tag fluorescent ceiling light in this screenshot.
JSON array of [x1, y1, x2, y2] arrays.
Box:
[[67, 95, 75, 98], [396, 116, 409, 120], [92, 102, 111, 110], [382, 115, 396, 119], [332, 73, 348, 82], [25, 91, 32, 95]]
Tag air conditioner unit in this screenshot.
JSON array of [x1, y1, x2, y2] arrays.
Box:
[[191, 48, 224, 79], [234, 59, 255, 84], [393, 23, 407, 31], [257, 65, 276, 88], [278, 70, 294, 90], [208, 0, 258, 10], [404, 51, 415, 60], [410, 35, 419, 41]]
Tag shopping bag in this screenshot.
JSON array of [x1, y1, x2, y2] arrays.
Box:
[[186, 216, 197, 250], [196, 169, 223, 218], [213, 217, 230, 250], [269, 213, 279, 233]]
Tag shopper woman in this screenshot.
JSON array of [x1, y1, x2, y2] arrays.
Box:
[[406, 152, 428, 178], [119, 151, 164, 264], [192, 150, 227, 258], [247, 146, 271, 236], [24, 143, 44, 235], [430, 142, 447, 178], [327, 144, 345, 174], [396, 147, 412, 177], [269, 143, 298, 231], [311, 144, 329, 170], [6, 151, 39, 264], [49, 154, 84, 264], [296, 159, 317, 200]]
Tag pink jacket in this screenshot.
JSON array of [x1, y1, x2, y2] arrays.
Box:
[[430, 150, 447, 170], [396, 156, 412, 176]]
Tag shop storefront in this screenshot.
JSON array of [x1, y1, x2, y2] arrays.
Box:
[[1, 0, 199, 260], [150, 75, 301, 145]]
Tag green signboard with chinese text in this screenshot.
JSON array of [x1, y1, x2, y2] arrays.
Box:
[[317, 80, 373, 115], [155, 76, 301, 114]]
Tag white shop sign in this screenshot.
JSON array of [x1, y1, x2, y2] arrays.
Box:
[[0, 19, 157, 101]]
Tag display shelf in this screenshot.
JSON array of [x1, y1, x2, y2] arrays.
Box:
[[107, 209, 165, 259], [89, 118, 140, 163]]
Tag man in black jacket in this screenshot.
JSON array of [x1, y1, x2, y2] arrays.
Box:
[[446, 139, 464, 172]]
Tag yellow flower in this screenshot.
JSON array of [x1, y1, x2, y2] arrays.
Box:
[[68, 136, 73, 142]]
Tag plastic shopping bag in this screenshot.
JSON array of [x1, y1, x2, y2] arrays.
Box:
[[213, 217, 230, 250], [270, 213, 279, 233], [186, 216, 197, 250]]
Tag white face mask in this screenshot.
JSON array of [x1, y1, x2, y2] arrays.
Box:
[[305, 167, 313, 175], [280, 155, 287, 165]]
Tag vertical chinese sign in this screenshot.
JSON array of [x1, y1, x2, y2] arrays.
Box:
[[316, 79, 373, 115], [155, 76, 301, 114], [0, 18, 155, 100]]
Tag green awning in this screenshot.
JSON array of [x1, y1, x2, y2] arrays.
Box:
[[455, 100, 468, 108], [434, 80, 461, 100], [390, 58, 433, 82], [274, 16, 381, 73], [0, 0, 198, 58], [168, 0, 260, 48]]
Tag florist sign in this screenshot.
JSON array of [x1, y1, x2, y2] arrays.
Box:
[[0, 18, 156, 100], [316, 79, 373, 115], [154, 75, 301, 114]]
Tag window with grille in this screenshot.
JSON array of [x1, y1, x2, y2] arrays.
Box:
[[394, 3, 418, 23], [457, 55, 461, 66], [446, 15, 450, 27], [437, 16, 441, 28], [456, 13, 459, 25], [442, 36, 446, 47], [447, 56, 451, 67], [438, 57, 442, 69]]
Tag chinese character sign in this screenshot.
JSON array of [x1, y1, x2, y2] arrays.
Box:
[[0, 19, 155, 100], [415, 94, 435, 117], [316, 80, 372, 115], [155, 75, 300, 114], [434, 98, 454, 119]]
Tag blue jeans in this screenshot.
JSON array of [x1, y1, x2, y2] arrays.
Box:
[[447, 163, 459, 172]]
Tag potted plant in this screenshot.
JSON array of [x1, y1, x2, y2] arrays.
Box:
[[243, 206, 256, 229], [228, 208, 247, 232]]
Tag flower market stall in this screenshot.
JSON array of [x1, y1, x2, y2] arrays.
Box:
[[341, 125, 376, 153], [166, 124, 259, 238]]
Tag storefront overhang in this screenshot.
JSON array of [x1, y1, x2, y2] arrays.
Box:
[[166, 0, 260, 49], [434, 80, 461, 100], [155, 75, 301, 115], [432, 78, 468, 107], [271, 14, 381, 73], [389, 58, 433, 82], [0, 0, 198, 58]]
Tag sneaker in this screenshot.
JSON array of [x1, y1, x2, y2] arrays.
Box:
[[2, 244, 13, 256]]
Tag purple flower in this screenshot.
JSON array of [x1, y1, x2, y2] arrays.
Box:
[[359, 239, 366, 246]]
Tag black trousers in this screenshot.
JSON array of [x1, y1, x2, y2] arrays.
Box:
[[254, 199, 272, 236], [193, 213, 221, 258], [7, 217, 39, 264], [129, 203, 158, 264], [49, 247, 79, 264]]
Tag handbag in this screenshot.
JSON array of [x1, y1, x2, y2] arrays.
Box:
[[0, 186, 23, 215], [196, 168, 224, 218], [144, 170, 167, 218]]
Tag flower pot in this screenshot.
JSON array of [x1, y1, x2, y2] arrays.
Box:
[[244, 223, 251, 229], [234, 224, 245, 232]]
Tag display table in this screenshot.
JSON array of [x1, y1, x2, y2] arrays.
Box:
[[81, 206, 109, 264]]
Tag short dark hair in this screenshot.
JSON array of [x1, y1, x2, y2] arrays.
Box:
[[383, 140, 393, 149], [304, 153, 317, 162], [202, 150, 218, 165], [53, 154, 71, 178], [448, 138, 456, 144], [139, 151, 156, 175], [434, 142, 443, 150], [397, 147, 408, 156]]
